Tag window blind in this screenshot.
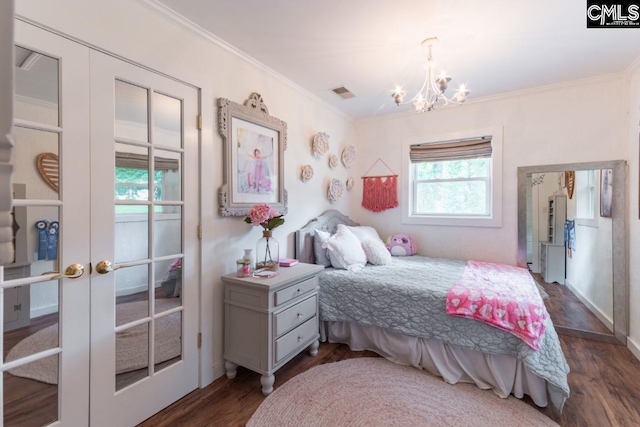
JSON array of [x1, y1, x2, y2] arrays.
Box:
[[115, 152, 179, 171], [410, 137, 492, 163]]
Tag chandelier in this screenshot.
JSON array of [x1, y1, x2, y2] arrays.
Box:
[[391, 37, 469, 112]]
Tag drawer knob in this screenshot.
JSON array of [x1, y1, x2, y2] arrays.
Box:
[[297, 313, 302, 318], [296, 288, 301, 293], [297, 335, 303, 341]]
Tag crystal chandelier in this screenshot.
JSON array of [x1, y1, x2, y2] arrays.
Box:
[[391, 37, 469, 112]]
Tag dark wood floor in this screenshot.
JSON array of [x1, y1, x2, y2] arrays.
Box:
[[140, 337, 640, 427], [532, 273, 612, 334], [5, 286, 640, 427]]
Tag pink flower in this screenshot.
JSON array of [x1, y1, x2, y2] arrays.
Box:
[[245, 204, 285, 231]]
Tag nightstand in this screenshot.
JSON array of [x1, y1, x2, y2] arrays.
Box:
[[222, 262, 324, 395]]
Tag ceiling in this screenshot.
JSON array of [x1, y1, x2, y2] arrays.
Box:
[[156, 0, 640, 120]]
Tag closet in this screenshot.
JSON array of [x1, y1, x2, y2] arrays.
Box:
[[540, 194, 566, 284]]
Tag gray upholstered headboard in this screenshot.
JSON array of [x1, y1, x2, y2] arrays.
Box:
[[295, 210, 358, 264]]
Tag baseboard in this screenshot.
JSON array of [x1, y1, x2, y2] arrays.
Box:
[[565, 279, 614, 331], [115, 281, 163, 297], [212, 361, 226, 382], [628, 337, 640, 362], [30, 303, 58, 319]]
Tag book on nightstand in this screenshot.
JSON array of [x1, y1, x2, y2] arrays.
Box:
[[279, 258, 299, 267]]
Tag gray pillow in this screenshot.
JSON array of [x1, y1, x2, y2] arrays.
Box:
[[313, 230, 332, 267]]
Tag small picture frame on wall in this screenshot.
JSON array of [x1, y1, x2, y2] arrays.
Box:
[[600, 168, 613, 218], [217, 93, 288, 216]]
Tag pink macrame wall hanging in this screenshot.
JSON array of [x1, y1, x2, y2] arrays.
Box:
[[361, 158, 398, 213]]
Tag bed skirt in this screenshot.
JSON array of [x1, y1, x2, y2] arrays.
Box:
[[321, 321, 566, 412]]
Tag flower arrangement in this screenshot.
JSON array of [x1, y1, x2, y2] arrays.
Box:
[[245, 204, 285, 271], [244, 204, 285, 231]]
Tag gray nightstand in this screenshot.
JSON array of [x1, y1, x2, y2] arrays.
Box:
[[222, 262, 324, 395]]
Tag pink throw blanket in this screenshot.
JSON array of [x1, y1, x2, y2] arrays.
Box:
[[446, 261, 548, 350]]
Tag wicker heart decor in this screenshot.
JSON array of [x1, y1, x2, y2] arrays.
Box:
[[36, 152, 59, 193], [564, 171, 575, 199]]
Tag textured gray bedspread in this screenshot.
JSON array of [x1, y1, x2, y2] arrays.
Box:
[[318, 256, 570, 400]]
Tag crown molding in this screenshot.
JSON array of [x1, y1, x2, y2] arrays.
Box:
[[624, 52, 640, 77], [134, 0, 353, 123]]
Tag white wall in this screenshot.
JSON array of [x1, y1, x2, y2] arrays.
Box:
[[627, 62, 640, 360], [354, 76, 628, 265], [565, 170, 614, 328], [16, 0, 357, 385]]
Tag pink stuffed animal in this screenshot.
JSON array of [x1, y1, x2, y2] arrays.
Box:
[[386, 234, 417, 256]]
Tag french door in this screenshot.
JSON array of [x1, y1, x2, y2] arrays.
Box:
[[1, 21, 199, 426]]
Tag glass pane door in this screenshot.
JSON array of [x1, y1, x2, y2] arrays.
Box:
[[89, 50, 198, 427], [2, 21, 91, 427]]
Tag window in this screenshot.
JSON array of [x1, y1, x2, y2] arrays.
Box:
[[114, 151, 180, 214], [413, 158, 490, 216], [575, 169, 598, 227], [402, 127, 503, 227]]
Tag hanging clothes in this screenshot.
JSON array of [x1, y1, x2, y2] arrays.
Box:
[[564, 220, 576, 258]]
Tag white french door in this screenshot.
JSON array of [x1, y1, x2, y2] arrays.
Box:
[[1, 21, 199, 427], [88, 50, 199, 427]]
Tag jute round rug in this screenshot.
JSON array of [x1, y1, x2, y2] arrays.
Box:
[[6, 299, 181, 384], [247, 358, 559, 427]]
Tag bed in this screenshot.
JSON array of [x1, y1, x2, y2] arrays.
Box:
[[295, 210, 570, 412]]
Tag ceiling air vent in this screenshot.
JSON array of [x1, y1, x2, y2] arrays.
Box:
[[331, 86, 356, 99]]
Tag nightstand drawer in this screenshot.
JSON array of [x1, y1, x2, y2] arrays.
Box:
[[274, 295, 317, 337], [274, 276, 317, 306], [275, 317, 317, 363]]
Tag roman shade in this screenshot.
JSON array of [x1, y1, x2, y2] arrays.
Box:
[[115, 152, 179, 172], [410, 137, 492, 163]]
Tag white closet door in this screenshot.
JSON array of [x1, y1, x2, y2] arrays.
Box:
[[2, 21, 91, 426], [88, 50, 199, 427]]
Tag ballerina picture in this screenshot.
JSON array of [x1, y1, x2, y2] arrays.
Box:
[[236, 127, 275, 195]]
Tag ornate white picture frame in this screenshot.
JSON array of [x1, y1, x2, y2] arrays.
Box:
[[218, 93, 288, 216]]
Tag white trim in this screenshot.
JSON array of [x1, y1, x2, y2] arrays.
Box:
[[115, 213, 181, 223], [134, 0, 353, 123], [401, 126, 503, 228], [565, 279, 614, 332], [212, 361, 226, 381], [30, 303, 59, 319], [628, 337, 640, 362]]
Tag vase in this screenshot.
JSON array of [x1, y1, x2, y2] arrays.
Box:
[[243, 249, 254, 269], [256, 230, 279, 271]]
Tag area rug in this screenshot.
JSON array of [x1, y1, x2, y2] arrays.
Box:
[[247, 358, 559, 427], [5, 299, 181, 385]]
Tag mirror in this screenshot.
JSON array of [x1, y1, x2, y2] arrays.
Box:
[[518, 160, 627, 345]]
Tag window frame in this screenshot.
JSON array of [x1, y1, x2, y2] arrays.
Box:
[[402, 127, 503, 227], [575, 169, 600, 228]]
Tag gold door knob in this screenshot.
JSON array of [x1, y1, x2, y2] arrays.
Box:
[[95, 260, 120, 275], [43, 263, 85, 279]]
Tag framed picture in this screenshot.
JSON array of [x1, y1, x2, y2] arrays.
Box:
[[218, 93, 288, 216], [600, 168, 613, 218]]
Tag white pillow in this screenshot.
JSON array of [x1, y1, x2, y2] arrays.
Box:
[[361, 239, 392, 266], [346, 225, 384, 244], [313, 230, 332, 267], [322, 224, 367, 270]]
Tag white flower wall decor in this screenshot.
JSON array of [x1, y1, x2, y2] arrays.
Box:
[[301, 165, 314, 182], [346, 177, 354, 191], [341, 145, 356, 168], [312, 132, 330, 157], [328, 154, 339, 169], [328, 178, 345, 202]]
